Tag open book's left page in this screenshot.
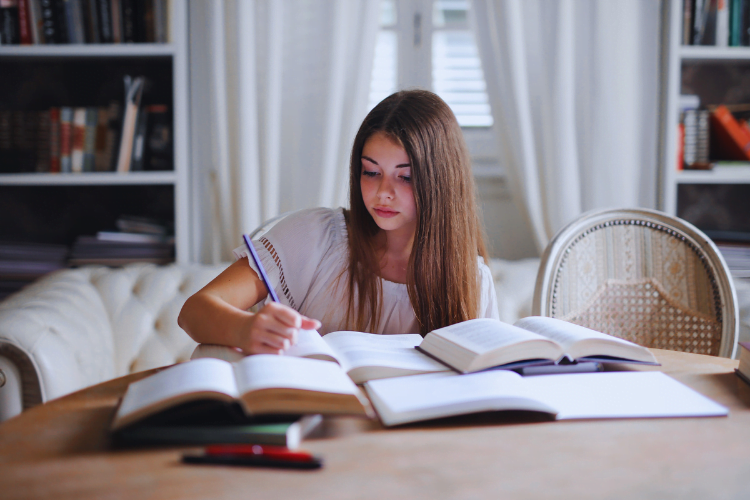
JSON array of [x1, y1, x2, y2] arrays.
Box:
[[112, 358, 238, 431], [233, 355, 374, 417]]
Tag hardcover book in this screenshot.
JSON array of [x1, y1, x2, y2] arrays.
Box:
[[192, 329, 451, 384], [111, 355, 374, 431], [417, 316, 658, 374], [365, 370, 728, 427]]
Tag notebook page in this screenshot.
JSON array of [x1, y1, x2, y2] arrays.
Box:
[[233, 355, 360, 395], [324, 331, 446, 372], [523, 371, 728, 419]]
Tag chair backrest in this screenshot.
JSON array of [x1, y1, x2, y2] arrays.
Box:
[[533, 208, 738, 358]]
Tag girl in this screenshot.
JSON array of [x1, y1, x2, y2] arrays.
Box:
[[178, 90, 499, 354]]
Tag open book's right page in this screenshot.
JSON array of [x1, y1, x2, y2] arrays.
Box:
[[513, 316, 657, 364]]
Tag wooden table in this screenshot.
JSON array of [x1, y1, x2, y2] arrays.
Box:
[[1, 349, 750, 500]]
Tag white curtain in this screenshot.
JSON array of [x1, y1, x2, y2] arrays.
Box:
[[471, 0, 661, 252], [189, 0, 381, 263]]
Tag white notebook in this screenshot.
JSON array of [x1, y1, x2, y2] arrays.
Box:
[[364, 370, 728, 427]]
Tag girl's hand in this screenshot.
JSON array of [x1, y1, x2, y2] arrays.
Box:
[[240, 302, 321, 355]]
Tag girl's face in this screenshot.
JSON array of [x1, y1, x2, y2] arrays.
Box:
[[360, 131, 417, 238]]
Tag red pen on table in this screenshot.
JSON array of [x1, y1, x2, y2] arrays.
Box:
[[183, 444, 323, 469]]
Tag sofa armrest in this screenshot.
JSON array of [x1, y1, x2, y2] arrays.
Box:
[[0, 269, 117, 419]]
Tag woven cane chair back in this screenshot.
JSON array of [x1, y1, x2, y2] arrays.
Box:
[[533, 208, 738, 358]]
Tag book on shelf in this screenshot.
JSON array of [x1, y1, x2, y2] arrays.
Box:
[[82, 106, 97, 171], [416, 316, 658, 374], [69, 234, 175, 266], [736, 342, 750, 386], [70, 107, 86, 173], [59, 106, 73, 173], [110, 355, 374, 432], [364, 369, 728, 427], [192, 329, 452, 385], [35, 109, 50, 172], [113, 412, 323, 449], [711, 105, 750, 161], [0, 0, 167, 44], [115, 75, 145, 173]]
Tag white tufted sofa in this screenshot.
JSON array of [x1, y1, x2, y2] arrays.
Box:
[[0, 263, 225, 422]]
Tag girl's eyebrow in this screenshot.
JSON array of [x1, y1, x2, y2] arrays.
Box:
[[361, 155, 410, 168]]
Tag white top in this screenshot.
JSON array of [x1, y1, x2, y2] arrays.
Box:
[[234, 207, 499, 335]]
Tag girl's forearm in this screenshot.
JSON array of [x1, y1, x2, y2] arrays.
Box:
[[178, 292, 253, 348]]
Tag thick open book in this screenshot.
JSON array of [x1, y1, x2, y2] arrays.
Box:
[[192, 329, 450, 384], [365, 370, 728, 427], [417, 316, 658, 374], [111, 355, 373, 431]]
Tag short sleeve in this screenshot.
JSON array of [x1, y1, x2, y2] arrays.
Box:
[[478, 257, 500, 320], [233, 208, 346, 311]]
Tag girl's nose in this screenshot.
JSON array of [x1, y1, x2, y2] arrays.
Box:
[[377, 177, 395, 199]]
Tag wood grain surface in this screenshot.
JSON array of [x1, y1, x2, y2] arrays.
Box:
[[1, 349, 749, 500]]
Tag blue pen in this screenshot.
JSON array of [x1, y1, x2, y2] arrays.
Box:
[[243, 234, 280, 303]]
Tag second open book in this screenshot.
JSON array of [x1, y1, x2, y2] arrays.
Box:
[[193, 316, 658, 382]]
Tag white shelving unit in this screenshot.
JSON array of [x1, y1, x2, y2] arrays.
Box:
[[0, 2, 191, 263], [660, 0, 750, 217]]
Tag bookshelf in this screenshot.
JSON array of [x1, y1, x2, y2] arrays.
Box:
[[659, 0, 750, 234], [0, 2, 190, 264]]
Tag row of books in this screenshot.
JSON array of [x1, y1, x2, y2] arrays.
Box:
[[678, 97, 750, 170], [0, 79, 172, 174], [0, 215, 174, 300], [0, 0, 167, 45], [683, 0, 750, 46]]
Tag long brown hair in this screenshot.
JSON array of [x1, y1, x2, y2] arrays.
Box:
[[344, 89, 488, 335]]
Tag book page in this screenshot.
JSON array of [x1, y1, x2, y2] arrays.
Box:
[[514, 316, 637, 351], [364, 371, 558, 426], [523, 371, 728, 419], [432, 318, 550, 354], [233, 355, 360, 396], [282, 329, 339, 362], [113, 359, 238, 428], [324, 331, 445, 372]]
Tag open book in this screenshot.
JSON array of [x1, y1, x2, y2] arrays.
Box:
[[192, 329, 451, 384], [111, 355, 373, 431], [417, 316, 658, 374], [365, 370, 728, 427]]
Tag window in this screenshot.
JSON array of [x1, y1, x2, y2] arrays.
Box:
[[368, 0, 499, 176]]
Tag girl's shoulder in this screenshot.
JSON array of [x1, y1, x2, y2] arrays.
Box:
[[269, 207, 347, 244]]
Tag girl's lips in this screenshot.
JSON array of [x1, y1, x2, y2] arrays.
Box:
[[374, 208, 399, 218]]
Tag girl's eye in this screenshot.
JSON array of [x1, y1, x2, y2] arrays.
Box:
[[400, 175, 411, 183], [362, 170, 378, 177]]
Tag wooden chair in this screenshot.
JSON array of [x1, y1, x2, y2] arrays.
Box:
[[533, 208, 738, 358]]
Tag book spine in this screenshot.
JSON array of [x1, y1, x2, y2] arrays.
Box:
[[70, 107, 86, 172], [144, 104, 170, 170], [82, 106, 98, 171], [35, 109, 50, 172], [120, 0, 132, 41], [105, 100, 121, 170], [742, 0, 750, 45], [684, 0, 695, 44], [39, 0, 56, 43], [17, 0, 32, 44], [716, 0, 730, 45], [683, 109, 698, 166], [109, 0, 120, 42], [130, 105, 147, 171], [52, 0, 68, 43], [152, 0, 163, 43], [27, 0, 44, 43], [81, 0, 98, 42], [711, 105, 750, 160], [0, 0, 20, 45], [94, 106, 108, 170], [49, 107, 61, 172], [59, 106, 72, 172], [677, 122, 685, 171], [96, 0, 111, 42], [696, 109, 711, 165]]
